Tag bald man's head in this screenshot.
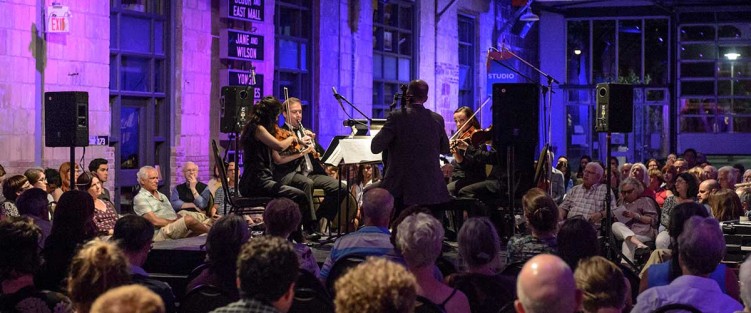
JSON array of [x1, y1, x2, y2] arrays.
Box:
[[515, 254, 581, 313], [361, 188, 394, 226], [407, 80, 429, 105]]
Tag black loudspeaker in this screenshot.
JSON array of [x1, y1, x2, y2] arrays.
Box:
[[492, 83, 539, 201], [44, 92, 89, 147], [595, 83, 633, 133], [220, 86, 253, 133]]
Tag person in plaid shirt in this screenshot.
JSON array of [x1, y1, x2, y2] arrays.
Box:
[[558, 162, 616, 229]]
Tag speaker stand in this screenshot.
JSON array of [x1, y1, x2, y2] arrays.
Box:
[[602, 132, 639, 270], [69, 146, 76, 190]]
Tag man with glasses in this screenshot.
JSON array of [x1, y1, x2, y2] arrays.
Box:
[[559, 162, 616, 229], [88, 158, 112, 202], [170, 161, 215, 217]]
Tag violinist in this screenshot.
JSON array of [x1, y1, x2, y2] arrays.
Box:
[[371, 79, 451, 214], [274, 97, 345, 241], [238, 96, 312, 233], [452, 121, 505, 207], [447, 106, 486, 196]]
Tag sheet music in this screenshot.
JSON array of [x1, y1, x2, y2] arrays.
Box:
[[321, 138, 382, 166]]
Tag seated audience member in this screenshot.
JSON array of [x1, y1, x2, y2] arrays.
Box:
[[673, 158, 688, 173], [738, 256, 751, 313], [213, 161, 237, 215], [111, 215, 176, 312], [2, 175, 32, 218], [719, 166, 737, 190], [186, 215, 249, 301], [447, 217, 516, 313], [263, 198, 320, 276], [640, 202, 738, 300], [170, 161, 215, 216], [36, 190, 97, 292], [88, 158, 112, 202], [58, 162, 81, 195], [633, 217, 742, 312], [16, 188, 52, 246], [698, 179, 720, 206], [515, 254, 582, 313], [559, 163, 616, 229], [611, 177, 658, 264], [705, 164, 718, 180], [23, 167, 49, 196], [67, 240, 131, 313], [211, 236, 299, 313], [134, 166, 211, 241], [397, 213, 470, 313], [574, 256, 629, 313], [334, 257, 417, 313], [44, 168, 61, 203], [707, 189, 744, 222], [77, 172, 118, 236], [0, 217, 74, 313], [647, 159, 660, 171], [630, 162, 655, 199], [557, 217, 599, 271], [0, 163, 5, 203], [656, 172, 698, 249], [619, 163, 633, 181], [351, 163, 380, 207], [319, 188, 396, 282], [207, 161, 223, 197], [507, 188, 558, 265], [741, 190, 751, 216], [90, 285, 165, 313], [648, 168, 666, 205]]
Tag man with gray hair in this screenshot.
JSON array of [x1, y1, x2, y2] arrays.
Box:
[[318, 187, 395, 282], [633, 216, 742, 312], [719, 166, 737, 190], [134, 166, 210, 241], [515, 254, 581, 313], [559, 162, 616, 229], [170, 161, 215, 217]]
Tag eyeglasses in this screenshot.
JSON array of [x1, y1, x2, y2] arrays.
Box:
[[620, 188, 635, 194]]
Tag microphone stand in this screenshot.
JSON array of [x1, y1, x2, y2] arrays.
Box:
[[333, 89, 372, 123]]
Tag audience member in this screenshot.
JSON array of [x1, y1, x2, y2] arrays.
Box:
[[673, 158, 688, 173], [559, 163, 616, 229], [207, 161, 224, 196], [16, 188, 52, 246], [611, 177, 658, 264], [743, 170, 751, 183], [36, 190, 97, 292], [699, 179, 721, 205], [58, 162, 81, 195], [557, 217, 599, 271], [263, 198, 320, 276], [111, 215, 176, 312], [515, 254, 582, 313], [708, 189, 745, 222], [0, 163, 5, 203], [507, 188, 558, 265], [633, 216, 742, 312], [213, 161, 237, 215], [619, 163, 633, 181], [640, 202, 739, 300], [656, 172, 698, 249], [396, 212, 470, 313], [334, 257, 417, 313], [186, 215, 249, 301], [447, 217, 516, 313], [211, 236, 299, 313], [44, 168, 61, 201], [738, 256, 751, 313], [666, 153, 677, 166], [66, 240, 130, 313], [683, 148, 698, 168], [630, 163, 655, 199], [88, 158, 112, 202], [77, 172, 118, 236], [574, 256, 628, 313], [170, 161, 215, 217], [705, 164, 719, 180], [656, 164, 677, 206], [719, 166, 738, 190], [741, 190, 751, 214], [647, 159, 660, 171], [0, 217, 74, 312], [734, 164, 746, 184], [335, 258, 417, 313], [90, 285, 165, 313], [648, 168, 667, 206], [134, 166, 210, 241], [319, 188, 396, 282], [574, 155, 592, 185], [351, 164, 380, 207], [2, 175, 32, 218], [556, 156, 573, 192], [23, 167, 48, 193]]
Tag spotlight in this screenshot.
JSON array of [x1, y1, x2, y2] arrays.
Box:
[[725, 53, 740, 60], [520, 7, 539, 22], [574, 49, 582, 55]]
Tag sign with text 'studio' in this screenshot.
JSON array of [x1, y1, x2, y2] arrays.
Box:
[[220, 0, 264, 22], [220, 29, 264, 61]]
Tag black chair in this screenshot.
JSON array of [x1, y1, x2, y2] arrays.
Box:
[[652, 303, 702, 313], [415, 296, 445, 313], [447, 272, 516, 313], [185, 263, 209, 288], [211, 140, 271, 215], [325, 254, 368, 295], [178, 284, 232, 313], [289, 269, 334, 313], [500, 261, 525, 277]]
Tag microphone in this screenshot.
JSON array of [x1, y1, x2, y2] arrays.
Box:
[[250, 66, 256, 85], [332, 87, 342, 100]]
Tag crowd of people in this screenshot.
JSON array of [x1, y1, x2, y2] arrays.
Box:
[[3, 77, 751, 313]]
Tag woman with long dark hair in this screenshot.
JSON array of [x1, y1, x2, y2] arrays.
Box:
[[447, 106, 484, 196], [655, 172, 699, 249], [238, 96, 310, 211], [77, 172, 119, 236]]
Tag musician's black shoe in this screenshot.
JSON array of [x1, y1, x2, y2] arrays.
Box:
[[304, 230, 322, 241]]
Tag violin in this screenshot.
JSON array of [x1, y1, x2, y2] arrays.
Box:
[[469, 125, 493, 147], [275, 124, 302, 156], [450, 125, 477, 154]]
